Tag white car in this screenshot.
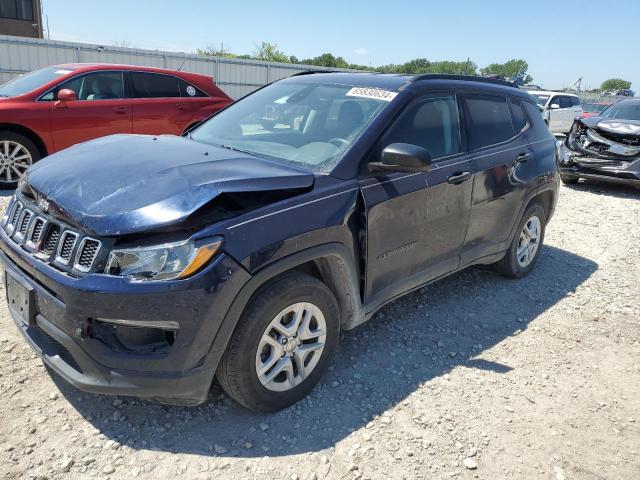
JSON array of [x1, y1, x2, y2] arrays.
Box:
[[526, 90, 582, 134]]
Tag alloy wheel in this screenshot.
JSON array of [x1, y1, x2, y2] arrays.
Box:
[[255, 302, 327, 392], [0, 140, 32, 184], [517, 215, 541, 268]]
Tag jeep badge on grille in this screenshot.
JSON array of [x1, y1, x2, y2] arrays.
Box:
[[37, 197, 50, 213]]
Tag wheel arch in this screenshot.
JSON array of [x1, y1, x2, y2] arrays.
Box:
[[209, 243, 364, 365], [0, 123, 48, 157]]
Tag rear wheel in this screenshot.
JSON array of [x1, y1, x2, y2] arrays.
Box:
[[0, 131, 41, 189], [560, 173, 579, 185], [217, 272, 340, 412], [494, 203, 546, 278]]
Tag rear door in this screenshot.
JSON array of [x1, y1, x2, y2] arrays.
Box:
[[49, 71, 132, 151], [128, 72, 194, 135], [360, 92, 474, 309], [460, 93, 539, 264]]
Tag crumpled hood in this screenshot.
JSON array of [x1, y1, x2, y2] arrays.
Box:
[[24, 135, 314, 236], [580, 116, 640, 137]]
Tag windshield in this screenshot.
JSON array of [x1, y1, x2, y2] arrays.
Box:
[[530, 94, 550, 107], [0, 66, 75, 98], [190, 81, 394, 173], [600, 101, 640, 121]]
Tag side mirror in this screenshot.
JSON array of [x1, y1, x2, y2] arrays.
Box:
[[57, 89, 77, 103], [549, 103, 560, 110], [368, 143, 432, 173]]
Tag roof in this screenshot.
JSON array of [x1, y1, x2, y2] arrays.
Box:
[[285, 71, 521, 92], [52, 63, 211, 78]]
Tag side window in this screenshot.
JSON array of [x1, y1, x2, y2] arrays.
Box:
[[462, 94, 514, 150], [131, 72, 181, 98], [178, 79, 207, 98], [50, 72, 125, 101], [558, 96, 573, 109], [380, 93, 461, 160], [571, 96, 581, 107], [510, 99, 529, 134]]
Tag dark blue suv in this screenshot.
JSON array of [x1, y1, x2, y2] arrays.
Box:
[[0, 73, 559, 412]]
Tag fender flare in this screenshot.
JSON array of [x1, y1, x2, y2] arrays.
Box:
[[207, 242, 364, 364]]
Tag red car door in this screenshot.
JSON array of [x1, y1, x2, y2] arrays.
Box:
[[49, 71, 132, 151], [128, 72, 194, 135]]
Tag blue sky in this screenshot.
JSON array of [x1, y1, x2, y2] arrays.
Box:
[[42, 0, 637, 91]]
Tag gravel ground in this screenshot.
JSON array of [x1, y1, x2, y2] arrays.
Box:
[[0, 181, 639, 480]]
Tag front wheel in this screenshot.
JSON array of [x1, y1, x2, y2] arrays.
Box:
[[0, 131, 40, 189], [494, 203, 546, 278], [217, 272, 340, 412]]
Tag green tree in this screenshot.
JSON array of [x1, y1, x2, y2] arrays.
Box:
[[481, 59, 532, 84], [300, 53, 350, 69], [254, 42, 291, 63], [600, 78, 632, 91], [196, 43, 236, 58]]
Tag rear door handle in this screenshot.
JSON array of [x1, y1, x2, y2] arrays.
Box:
[[516, 153, 533, 163], [447, 171, 472, 185], [177, 103, 187, 110], [113, 106, 128, 114]]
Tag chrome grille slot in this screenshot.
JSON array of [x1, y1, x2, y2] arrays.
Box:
[[42, 225, 61, 256], [25, 217, 46, 250], [74, 238, 101, 272], [14, 209, 33, 242], [55, 231, 79, 265], [6, 201, 23, 234]]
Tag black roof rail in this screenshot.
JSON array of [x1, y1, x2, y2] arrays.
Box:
[[410, 74, 518, 88], [290, 69, 339, 77]]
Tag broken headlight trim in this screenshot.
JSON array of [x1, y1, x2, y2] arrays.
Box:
[[105, 238, 222, 281]]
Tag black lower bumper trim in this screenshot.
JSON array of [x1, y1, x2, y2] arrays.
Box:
[[560, 170, 640, 187]]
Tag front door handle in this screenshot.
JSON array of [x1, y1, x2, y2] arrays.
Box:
[[447, 171, 472, 185], [177, 103, 187, 110], [516, 153, 533, 163]]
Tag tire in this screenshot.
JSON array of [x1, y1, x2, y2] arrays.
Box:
[[217, 272, 340, 412], [494, 203, 546, 278], [0, 131, 41, 189], [560, 174, 579, 185]]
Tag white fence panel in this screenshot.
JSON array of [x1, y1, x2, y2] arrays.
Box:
[[0, 35, 349, 99]]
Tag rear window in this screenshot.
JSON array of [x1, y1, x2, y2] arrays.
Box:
[[522, 101, 548, 130], [463, 95, 514, 150], [130, 72, 181, 98]]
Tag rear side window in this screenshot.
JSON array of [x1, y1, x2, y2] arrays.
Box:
[[462, 95, 514, 150], [510, 99, 528, 134], [571, 96, 581, 107], [178, 79, 207, 97], [522, 101, 548, 130], [380, 93, 461, 160], [558, 96, 573, 108], [130, 72, 181, 98]]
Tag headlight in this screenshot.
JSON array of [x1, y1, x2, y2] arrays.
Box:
[[105, 238, 222, 281]]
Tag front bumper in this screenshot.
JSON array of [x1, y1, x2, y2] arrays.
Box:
[[0, 231, 251, 405], [558, 143, 640, 186]]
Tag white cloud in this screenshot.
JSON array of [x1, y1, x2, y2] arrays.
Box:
[[354, 48, 368, 56]]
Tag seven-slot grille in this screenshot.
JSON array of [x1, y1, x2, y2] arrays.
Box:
[[3, 198, 102, 273]]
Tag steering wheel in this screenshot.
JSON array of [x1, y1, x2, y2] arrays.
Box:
[[328, 137, 349, 148]]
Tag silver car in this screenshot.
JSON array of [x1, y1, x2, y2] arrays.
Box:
[[527, 90, 582, 134]]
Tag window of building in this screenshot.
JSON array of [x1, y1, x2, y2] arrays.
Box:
[[0, 0, 34, 21]]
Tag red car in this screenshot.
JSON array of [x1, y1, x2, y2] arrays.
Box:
[[0, 64, 232, 187], [578, 102, 613, 118]]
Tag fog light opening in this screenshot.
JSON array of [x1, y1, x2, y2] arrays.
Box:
[[88, 318, 177, 354]]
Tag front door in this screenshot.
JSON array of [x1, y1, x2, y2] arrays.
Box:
[[49, 71, 132, 151], [360, 92, 473, 310]]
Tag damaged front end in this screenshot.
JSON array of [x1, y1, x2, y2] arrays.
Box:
[[560, 117, 640, 186]]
